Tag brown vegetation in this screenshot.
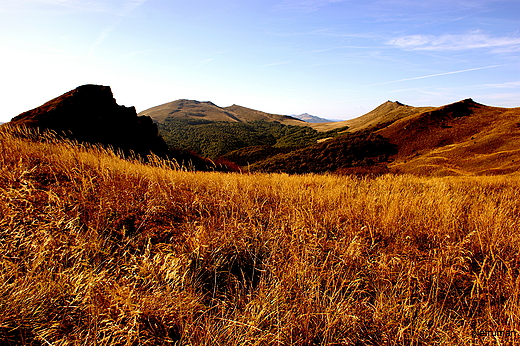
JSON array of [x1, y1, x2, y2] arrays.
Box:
[[0, 128, 519, 345], [377, 99, 520, 176], [138, 100, 306, 126], [134, 97, 520, 176]]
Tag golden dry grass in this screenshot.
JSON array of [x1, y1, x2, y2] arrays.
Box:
[[0, 127, 519, 345]]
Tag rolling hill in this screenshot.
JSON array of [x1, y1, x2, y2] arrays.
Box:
[[136, 96, 520, 175], [246, 98, 520, 176], [138, 99, 348, 159], [309, 101, 434, 133], [138, 99, 307, 126], [156, 119, 349, 159], [377, 99, 520, 176]]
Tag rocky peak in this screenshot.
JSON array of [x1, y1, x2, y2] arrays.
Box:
[[10, 84, 170, 158]]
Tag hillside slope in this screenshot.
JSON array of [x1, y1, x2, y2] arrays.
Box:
[[224, 104, 306, 125], [309, 101, 434, 133], [249, 130, 397, 174], [377, 99, 520, 175], [138, 99, 306, 126]]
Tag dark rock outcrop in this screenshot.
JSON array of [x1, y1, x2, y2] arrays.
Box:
[[10, 84, 170, 158], [9, 85, 233, 171]]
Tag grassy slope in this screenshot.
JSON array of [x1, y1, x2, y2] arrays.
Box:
[[248, 131, 397, 174], [137, 99, 240, 123], [138, 100, 307, 126], [377, 100, 520, 176], [223, 104, 305, 125], [1, 128, 519, 345], [309, 101, 434, 133]]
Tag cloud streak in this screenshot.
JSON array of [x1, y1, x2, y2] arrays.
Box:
[[368, 65, 501, 86], [88, 0, 147, 56], [388, 32, 520, 52], [119, 0, 147, 16]]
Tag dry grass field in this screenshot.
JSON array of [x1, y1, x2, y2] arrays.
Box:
[[0, 127, 519, 345]]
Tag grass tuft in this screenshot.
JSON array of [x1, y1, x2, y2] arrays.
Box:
[[0, 127, 519, 345]]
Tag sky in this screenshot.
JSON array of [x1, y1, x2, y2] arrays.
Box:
[[0, 0, 519, 122]]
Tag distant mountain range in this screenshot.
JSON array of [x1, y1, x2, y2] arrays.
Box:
[[290, 113, 332, 123], [6, 86, 520, 176]]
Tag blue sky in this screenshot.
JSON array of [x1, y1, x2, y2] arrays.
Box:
[[1, 0, 519, 122]]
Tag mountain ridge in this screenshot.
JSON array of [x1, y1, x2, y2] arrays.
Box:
[[138, 99, 307, 126], [8, 86, 520, 176], [308, 101, 434, 133], [223, 98, 520, 176]]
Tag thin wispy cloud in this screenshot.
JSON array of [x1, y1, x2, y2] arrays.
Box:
[[368, 65, 500, 86], [194, 58, 215, 68], [483, 81, 520, 89], [88, 0, 148, 56], [119, 0, 147, 17], [388, 32, 520, 52], [88, 22, 119, 56]]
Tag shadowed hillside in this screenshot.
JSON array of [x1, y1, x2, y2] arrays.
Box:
[[248, 130, 397, 174], [376, 99, 520, 175], [157, 119, 349, 159]]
